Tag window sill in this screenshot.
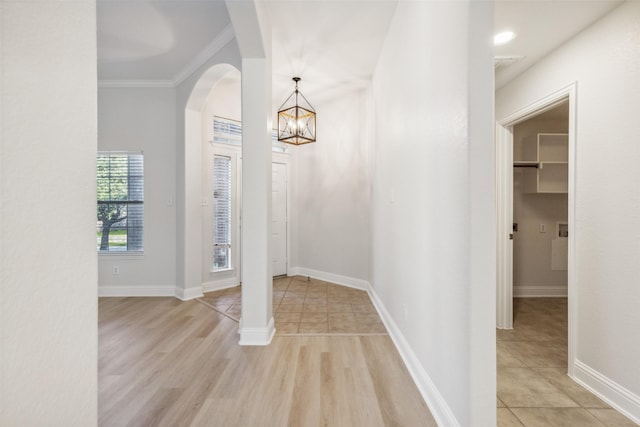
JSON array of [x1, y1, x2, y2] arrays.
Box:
[[98, 251, 144, 259], [211, 267, 235, 274]]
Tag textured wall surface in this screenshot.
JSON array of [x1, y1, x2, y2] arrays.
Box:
[[98, 87, 177, 293], [290, 88, 372, 282], [1, 1, 98, 424], [371, 1, 495, 425]]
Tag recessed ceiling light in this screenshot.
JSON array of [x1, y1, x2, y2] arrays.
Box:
[[494, 31, 516, 46]]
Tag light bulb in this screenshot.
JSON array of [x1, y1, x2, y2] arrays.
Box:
[[494, 31, 516, 46]]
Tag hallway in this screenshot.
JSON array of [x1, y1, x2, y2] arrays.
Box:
[[497, 298, 636, 426]]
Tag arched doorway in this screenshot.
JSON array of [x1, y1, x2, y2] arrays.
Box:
[[175, 57, 241, 300]]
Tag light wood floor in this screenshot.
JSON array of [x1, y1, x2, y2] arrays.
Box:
[[99, 294, 437, 426]]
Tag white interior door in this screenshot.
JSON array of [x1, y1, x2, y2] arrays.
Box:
[[271, 162, 288, 276]]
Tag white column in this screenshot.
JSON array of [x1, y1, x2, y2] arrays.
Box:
[[239, 57, 274, 345], [467, 1, 497, 425], [175, 109, 203, 301]]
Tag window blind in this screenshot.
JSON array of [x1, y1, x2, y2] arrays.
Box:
[[213, 116, 288, 153], [97, 152, 144, 252], [213, 117, 242, 146], [213, 155, 231, 269]]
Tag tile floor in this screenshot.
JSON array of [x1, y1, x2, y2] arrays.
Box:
[[497, 298, 637, 426], [198, 275, 387, 335]]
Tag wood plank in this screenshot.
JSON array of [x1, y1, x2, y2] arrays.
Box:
[[98, 296, 436, 426]]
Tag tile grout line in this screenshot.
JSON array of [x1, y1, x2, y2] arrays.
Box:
[[196, 298, 240, 323], [201, 276, 388, 336]]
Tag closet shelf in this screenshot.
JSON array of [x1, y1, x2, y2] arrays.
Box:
[[516, 133, 568, 193], [539, 161, 568, 167], [514, 161, 539, 168]]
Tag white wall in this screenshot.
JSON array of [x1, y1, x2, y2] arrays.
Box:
[[496, 1, 640, 420], [513, 117, 568, 295], [197, 75, 372, 289], [97, 42, 241, 300], [201, 74, 242, 288], [0, 1, 98, 424], [199, 72, 372, 290], [98, 87, 177, 295], [290, 88, 371, 284], [371, 1, 495, 425]]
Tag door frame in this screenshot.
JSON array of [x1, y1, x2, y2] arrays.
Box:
[[495, 82, 578, 374], [208, 146, 291, 285], [271, 153, 291, 277]]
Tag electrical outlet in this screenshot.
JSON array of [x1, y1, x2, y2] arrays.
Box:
[[113, 266, 120, 275], [539, 223, 546, 233]]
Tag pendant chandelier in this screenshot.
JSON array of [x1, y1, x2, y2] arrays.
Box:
[[277, 77, 316, 145]]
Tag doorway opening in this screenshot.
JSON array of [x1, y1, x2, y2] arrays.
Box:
[[495, 82, 577, 375], [512, 101, 569, 299], [501, 101, 571, 380]]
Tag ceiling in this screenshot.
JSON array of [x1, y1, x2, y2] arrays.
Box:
[[97, 0, 231, 82], [494, 0, 622, 89], [266, 1, 397, 106], [97, 0, 623, 94]]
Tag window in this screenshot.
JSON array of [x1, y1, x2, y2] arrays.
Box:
[[96, 152, 144, 252], [213, 116, 288, 153], [213, 155, 231, 269], [213, 117, 242, 146]]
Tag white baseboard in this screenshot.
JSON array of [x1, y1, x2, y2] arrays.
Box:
[[175, 286, 204, 301], [514, 286, 567, 297], [98, 285, 175, 297], [203, 278, 240, 293], [99, 285, 207, 301], [367, 285, 460, 427], [239, 316, 275, 346], [288, 267, 369, 291], [572, 360, 640, 424]]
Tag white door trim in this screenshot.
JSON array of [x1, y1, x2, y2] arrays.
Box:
[[272, 152, 291, 278], [495, 123, 514, 329], [271, 159, 289, 277], [495, 82, 578, 375]]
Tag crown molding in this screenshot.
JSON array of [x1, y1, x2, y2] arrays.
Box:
[[98, 80, 175, 88], [172, 24, 235, 86]]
